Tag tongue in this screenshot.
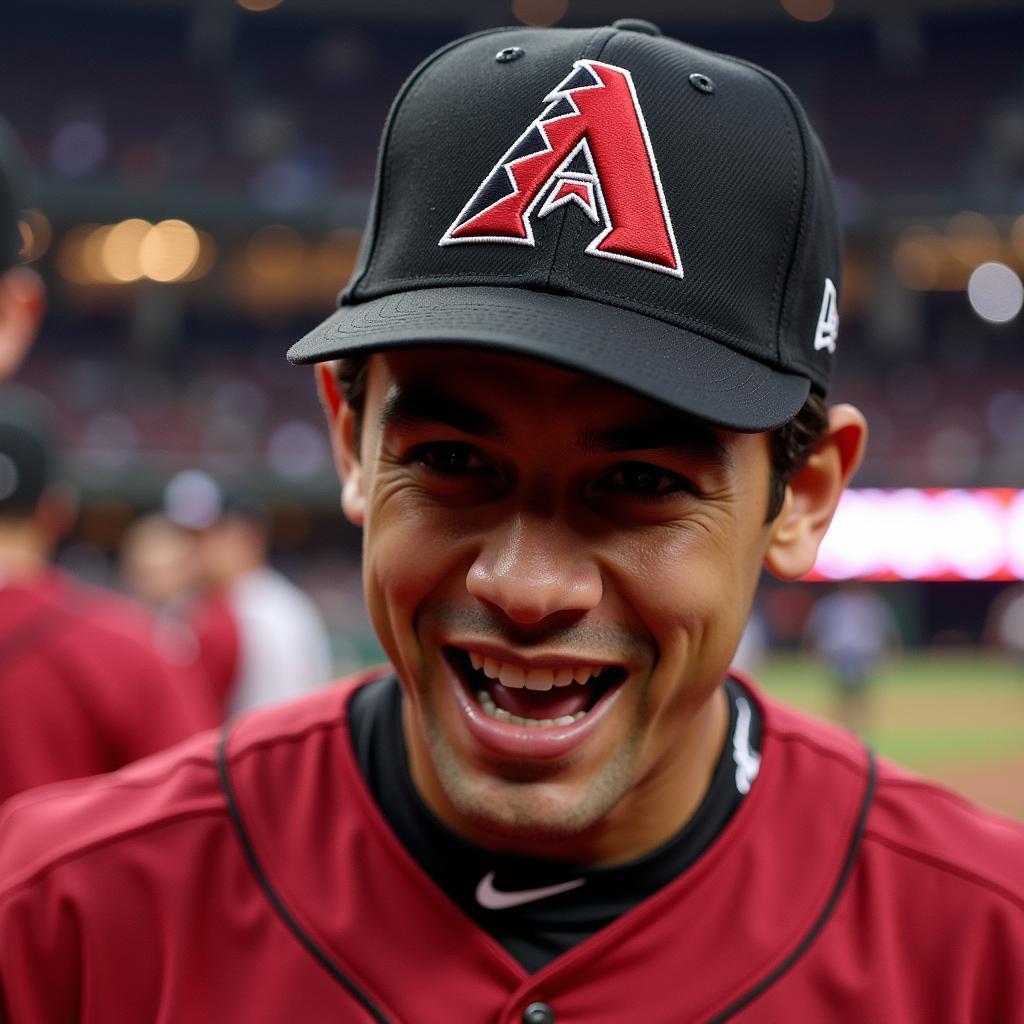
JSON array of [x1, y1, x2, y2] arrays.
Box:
[[487, 679, 592, 720]]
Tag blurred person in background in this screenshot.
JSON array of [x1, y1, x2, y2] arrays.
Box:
[[164, 468, 333, 716], [804, 582, 901, 735], [0, 117, 44, 381], [0, 389, 219, 805], [119, 511, 204, 666]]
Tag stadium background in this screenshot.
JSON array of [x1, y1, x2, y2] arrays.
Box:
[[5, 0, 1023, 815]]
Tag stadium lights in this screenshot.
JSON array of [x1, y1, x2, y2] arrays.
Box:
[[810, 488, 1024, 582], [57, 219, 212, 286]]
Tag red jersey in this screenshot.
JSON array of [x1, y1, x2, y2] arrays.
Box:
[[0, 571, 220, 805], [0, 674, 1021, 1022]]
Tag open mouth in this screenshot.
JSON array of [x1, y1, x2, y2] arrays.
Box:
[[446, 647, 626, 730]]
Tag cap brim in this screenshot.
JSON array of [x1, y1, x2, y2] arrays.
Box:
[[287, 286, 810, 432]]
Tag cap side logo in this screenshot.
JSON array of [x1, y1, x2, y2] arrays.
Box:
[[440, 60, 683, 278], [814, 277, 839, 354]]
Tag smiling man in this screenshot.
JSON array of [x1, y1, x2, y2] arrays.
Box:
[[2, 21, 1022, 1024]]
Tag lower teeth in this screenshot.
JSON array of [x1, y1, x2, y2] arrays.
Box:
[[476, 690, 585, 728]]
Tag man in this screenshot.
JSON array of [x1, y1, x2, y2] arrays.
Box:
[[1, 22, 1021, 1022], [0, 389, 219, 804], [804, 582, 901, 735], [163, 469, 334, 716]]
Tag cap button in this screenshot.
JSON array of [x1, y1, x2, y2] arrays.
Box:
[[611, 18, 662, 36]]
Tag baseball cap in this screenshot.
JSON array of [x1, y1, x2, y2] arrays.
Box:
[[0, 386, 57, 517], [289, 21, 842, 431], [0, 116, 29, 272]]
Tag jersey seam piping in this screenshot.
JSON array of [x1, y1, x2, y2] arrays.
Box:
[[217, 725, 394, 1023], [705, 744, 877, 1023], [862, 830, 1024, 912]]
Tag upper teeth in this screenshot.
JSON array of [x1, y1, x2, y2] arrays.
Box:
[[468, 651, 604, 691]]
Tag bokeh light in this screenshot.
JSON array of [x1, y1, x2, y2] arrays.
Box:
[[512, 0, 567, 27], [101, 219, 151, 283], [967, 261, 1024, 324], [18, 209, 52, 263], [780, 0, 834, 22], [236, 0, 283, 10], [139, 220, 201, 283]]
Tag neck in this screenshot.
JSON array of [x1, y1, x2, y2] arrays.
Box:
[[0, 520, 51, 583]]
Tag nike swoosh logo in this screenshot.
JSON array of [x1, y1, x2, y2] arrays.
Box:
[[475, 871, 586, 910]]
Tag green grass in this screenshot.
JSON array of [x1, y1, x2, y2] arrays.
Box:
[[758, 653, 1024, 817]]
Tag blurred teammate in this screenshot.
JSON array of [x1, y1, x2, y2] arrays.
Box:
[[0, 117, 44, 381], [165, 469, 333, 715], [119, 511, 204, 670], [1, 23, 1021, 1023], [0, 390, 218, 804], [805, 582, 901, 734]]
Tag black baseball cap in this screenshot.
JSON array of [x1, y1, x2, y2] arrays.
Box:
[[289, 22, 842, 431], [0, 386, 57, 517], [0, 116, 29, 272]]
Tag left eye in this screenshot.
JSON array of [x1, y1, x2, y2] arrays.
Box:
[[412, 442, 490, 475], [599, 462, 692, 496]]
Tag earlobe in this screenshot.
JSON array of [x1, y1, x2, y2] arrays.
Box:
[[764, 404, 867, 580]]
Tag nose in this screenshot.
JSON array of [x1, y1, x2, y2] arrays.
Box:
[[466, 514, 603, 624]]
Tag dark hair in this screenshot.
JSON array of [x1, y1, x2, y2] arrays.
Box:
[[334, 355, 828, 522]]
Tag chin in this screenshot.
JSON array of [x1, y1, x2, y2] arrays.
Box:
[[426, 722, 637, 848]]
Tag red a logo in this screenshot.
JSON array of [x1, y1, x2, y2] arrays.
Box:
[[440, 60, 683, 278]]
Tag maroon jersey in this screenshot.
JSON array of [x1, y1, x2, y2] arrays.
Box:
[[0, 571, 219, 804], [0, 674, 1021, 1022]]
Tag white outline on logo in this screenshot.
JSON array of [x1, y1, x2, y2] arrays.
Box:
[[439, 60, 683, 279], [814, 277, 839, 354], [537, 173, 601, 224]]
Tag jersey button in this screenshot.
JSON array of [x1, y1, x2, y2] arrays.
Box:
[[522, 1002, 555, 1024]]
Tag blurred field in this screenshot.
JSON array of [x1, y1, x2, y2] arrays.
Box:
[[759, 654, 1024, 820]]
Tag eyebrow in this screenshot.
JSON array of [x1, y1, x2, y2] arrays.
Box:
[[378, 383, 732, 468], [378, 386, 503, 438], [580, 416, 732, 468]]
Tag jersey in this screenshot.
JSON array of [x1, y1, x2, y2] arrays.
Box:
[[0, 672, 1021, 1023], [0, 570, 220, 806]]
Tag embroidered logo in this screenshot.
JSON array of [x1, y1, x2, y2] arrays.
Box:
[[440, 60, 683, 278], [814, 277, 839, 354], [733, 696, 761, 796], [475, 871, 586, 911]]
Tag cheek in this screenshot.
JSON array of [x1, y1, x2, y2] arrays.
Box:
[[609, 519, 765, 666], [361, 485, 475, 649]]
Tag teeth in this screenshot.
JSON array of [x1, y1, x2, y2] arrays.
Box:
[[475, 690, 584, 728], [467, 651, 606, 692], [524, 668, 555, 691], [498, 664, 525, 689]]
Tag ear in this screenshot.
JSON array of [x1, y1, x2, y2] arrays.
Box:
[[0, 268, 45, 379], [315, 362, 365, 526], [764, 403, 867, 580]]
